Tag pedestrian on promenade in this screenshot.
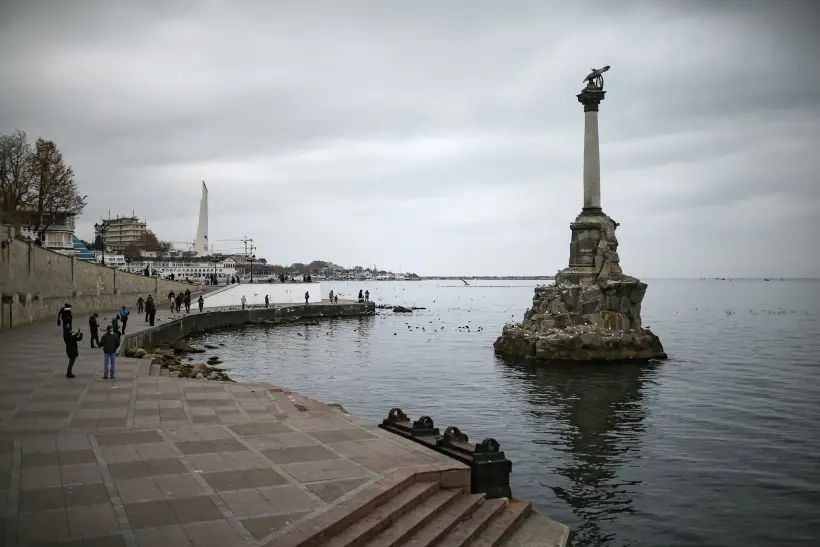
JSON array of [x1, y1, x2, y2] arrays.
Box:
[[198, 295, 204, 313], [175, 293, 184, 313], [146, 295, 156, 326], [329, 290, 334, 303], [119, 306, 130, 334], [111, 315, 121, 337], [365, 290, 369, 302], [88, 313, 100, 348], [264, 295, 269, 308], [334, 294, 338, 304], [357, 290, 364, 303], [137, 296, 144, 314], [304, 291, 310, 304], [57, 302, 73, 331], [184, 290, 191, 313], [241, 295, 246, 309], [100, 325, 120, 379], [168, 291, 175, 305], [63, 327, 83, 378]]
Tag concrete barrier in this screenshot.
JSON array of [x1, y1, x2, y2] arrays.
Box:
[[120, 301, 376, 352]]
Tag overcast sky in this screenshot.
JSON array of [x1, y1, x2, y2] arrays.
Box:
[[1, 1, 818, 277]]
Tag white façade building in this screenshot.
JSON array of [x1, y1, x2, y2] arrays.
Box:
[[128, 257, 237, 281]]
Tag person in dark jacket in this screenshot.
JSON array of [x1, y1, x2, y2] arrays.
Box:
[[357, 290, 364, 303], [175, 292, 183, 313], [88, 313, 101, 348], [57, 303, 73, 331], [119, 306, 130, 333], [198, 295, 204, 313], [63, 328, 83, 378], [184, 291, 191, 313], [136, 296, 144, 314], [146, 295, 156, 326], [111, 315, 121, 337], [100, 326, 120, 379]]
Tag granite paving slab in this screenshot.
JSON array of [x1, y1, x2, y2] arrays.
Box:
[[0, 310, 466, 546]]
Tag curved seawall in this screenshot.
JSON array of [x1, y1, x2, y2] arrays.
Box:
[[119, 300, 375, 352]]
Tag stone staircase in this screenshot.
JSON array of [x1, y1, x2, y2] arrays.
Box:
[[270, 467, 567, 547]]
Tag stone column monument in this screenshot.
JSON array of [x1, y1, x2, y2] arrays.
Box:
[[494, 66, 667, 363]]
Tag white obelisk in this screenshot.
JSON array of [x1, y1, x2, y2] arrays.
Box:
[[194, 181, 209, 256]]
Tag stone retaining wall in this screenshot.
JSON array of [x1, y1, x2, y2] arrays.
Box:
[[0, 223, 195, 330], [120, 301, 376, 352]]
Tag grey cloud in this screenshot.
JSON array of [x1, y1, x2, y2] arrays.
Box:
[[1, 0, 818, 276]]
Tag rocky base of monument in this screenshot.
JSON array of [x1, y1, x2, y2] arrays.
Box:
[[494, 211, 667, 363]]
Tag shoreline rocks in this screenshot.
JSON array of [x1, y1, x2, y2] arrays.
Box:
[[494, 210, 667, 364], [125, 340, 234, 382]]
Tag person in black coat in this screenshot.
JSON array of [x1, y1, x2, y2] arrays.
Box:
[[57, 303, 73, 331], [64, 328, 83, 378], [88, 313, 101, 348]]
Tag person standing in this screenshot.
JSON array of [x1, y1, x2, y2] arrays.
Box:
[[63, 327, 83, 378], [136, 296, 144, 314], [357, 290, 364, 303], [241, 295, 246, 309], [264, 295, 269, 308], [175, 292, 183, 313], [119, 306, 130, 334], [88, 313, 101, 348], [365, 290, 370, 302], [184, 291, 191, 313], [111, 315, 121, 337], [334, 294, 338, 304], [198, 295, 204, 313], [304, 290, 310, 304], [329, 290, 334, 303], [100, 325, 120, 380], [57, 303, 73, 331], [168, 291, 175, 305], [146, 295, 156, 326]]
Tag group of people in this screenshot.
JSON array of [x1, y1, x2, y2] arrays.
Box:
[[58, 303, 120, 379], [358, 289, 370, 303], [165, 289, 204, 314], [135, 295, 158, 326]]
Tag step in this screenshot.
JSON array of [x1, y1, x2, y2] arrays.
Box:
[[468, 499, 531, 547], [436, 498, 508, 547], [137, 359, 151, 377], [397, 492, 486, 546], [324, 480, 440, 547], [159, 367, 169, 377], [361, 488, 463, 547], [499, 512, 570, 547], [149, 363, 159, 376]]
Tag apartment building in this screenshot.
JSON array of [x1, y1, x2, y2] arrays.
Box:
[[94, 215, 147, 251]]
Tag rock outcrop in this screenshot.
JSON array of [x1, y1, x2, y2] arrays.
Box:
[[494, 210, 667, 363]]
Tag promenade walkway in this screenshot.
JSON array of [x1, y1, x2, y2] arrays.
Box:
[[0, 309, 465, 546]]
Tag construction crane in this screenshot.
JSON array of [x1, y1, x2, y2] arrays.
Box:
[[215, 237, 253, 256]]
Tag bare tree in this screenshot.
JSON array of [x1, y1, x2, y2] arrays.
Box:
[[0, 129, 34, 223], [27, 138, 87, 238]]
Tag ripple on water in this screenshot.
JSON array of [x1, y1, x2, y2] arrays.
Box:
[[189, 279, 820, 547]]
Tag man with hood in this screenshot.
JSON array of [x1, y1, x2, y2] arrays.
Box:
[[88, 313, 101, 348], [136, 295, 144, 314], [100, 325, 120, 379], [63, 327, 83, 378], [57, 303, 73, 331]]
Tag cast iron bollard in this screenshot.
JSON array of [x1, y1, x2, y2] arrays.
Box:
[[379, 409, 513, 499]]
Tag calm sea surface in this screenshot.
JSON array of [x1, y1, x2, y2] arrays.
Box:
[[189, 279, 820, 547]]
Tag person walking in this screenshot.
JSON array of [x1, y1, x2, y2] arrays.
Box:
[[264, 295, 269, 308], [57, 303, 73, 331], [184, 291, 191, 313], [63, 327, 83, 378], [175, 293, 184, 313], [119, 306, 130, 334], [329, 290, 334, 303], [146, 295, 156, 326], [111, 315, 121, 337], [168, 291, 175, 305], [88, 313, 101, 348], [241, 295, 246, 310], [198, 295, 204, 313], [304, 290, 310, 304], [365, 290, 370, 302], [136, 296, 144, 314], [357, 290, 364, 303], [100, 325, 120, 380]]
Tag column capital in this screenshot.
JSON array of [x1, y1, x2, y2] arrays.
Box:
[[577, 86, 606, 112]]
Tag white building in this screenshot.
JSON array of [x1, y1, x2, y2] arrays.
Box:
[[129, 257, 237, 281], [93, 251, 128, 269], [94, 215, 147, 251], [18, 211, 77, 256]]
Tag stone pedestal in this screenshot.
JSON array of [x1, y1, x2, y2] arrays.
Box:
[[493, 77, 666, 364]]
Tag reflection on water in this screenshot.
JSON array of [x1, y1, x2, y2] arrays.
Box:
[[189, 279, 820, 547], [497, 360, 656, 546]]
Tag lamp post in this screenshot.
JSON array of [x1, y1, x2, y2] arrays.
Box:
[[249, 244, 256, 283], [210, 256, 219, 285], [94, 221, 109, 266]]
